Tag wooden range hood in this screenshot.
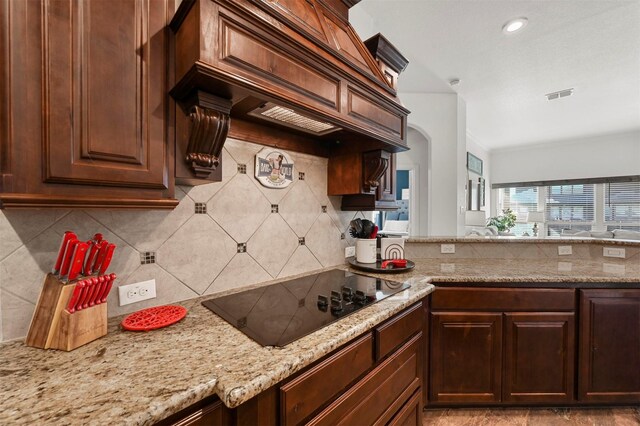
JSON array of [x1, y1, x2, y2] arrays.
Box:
[[169, 0, 409, 183]]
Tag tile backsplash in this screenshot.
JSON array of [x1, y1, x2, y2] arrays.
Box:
[[0, 138, 359, 342]]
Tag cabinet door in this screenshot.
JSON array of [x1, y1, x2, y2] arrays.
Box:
[[503, 313, 575, 403], [578, 289, 640, 403], [42, 0, 169, 190], [376, 151, 395, 203], [430, 312, 502, 403]]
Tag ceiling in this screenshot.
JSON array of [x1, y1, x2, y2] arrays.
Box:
[[351, 0, 640, 150]]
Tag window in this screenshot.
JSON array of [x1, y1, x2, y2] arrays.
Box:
[[498, 186, 539, 235], [545, 184, 594, 222], [605, 181, 640, 231]]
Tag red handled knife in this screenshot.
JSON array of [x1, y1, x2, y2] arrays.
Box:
[[66, 279, 86, 314], [52, 231, 77, 276], [83, 240, 100, 276], [100, 274, 117, 304], [93, 233, 103, 243], [66, 241, 89, 282], [98, 243, 116, 275], [89, 275, 105, 307], [77, 277, 98, 311], [59, 240, 79, 279], [91, 241, 109, 275]]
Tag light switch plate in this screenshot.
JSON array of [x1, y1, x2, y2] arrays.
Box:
[[603, 247, 625, 258], [441, 244, 455, 254], [558, 246, 572, 256], [118, 279, 156, 306]]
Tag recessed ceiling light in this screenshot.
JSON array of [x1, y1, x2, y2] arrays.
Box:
[[502, 17, 528, 34], [449, 79, 460, 86]]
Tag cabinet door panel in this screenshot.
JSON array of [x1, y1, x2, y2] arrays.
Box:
[[430, 312, 502, 403], [503, 313, 574, 403], [579, 290, 640, 403], [43, 0, 168, 189]]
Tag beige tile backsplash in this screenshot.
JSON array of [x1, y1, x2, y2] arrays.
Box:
[[0, 138, 355, 342]]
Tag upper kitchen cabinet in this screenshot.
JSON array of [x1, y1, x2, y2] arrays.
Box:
[[168, 0, 410, 185], [0, 0, 177, 209]]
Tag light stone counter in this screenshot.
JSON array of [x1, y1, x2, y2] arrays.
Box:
[[0, 270, 434, 426]]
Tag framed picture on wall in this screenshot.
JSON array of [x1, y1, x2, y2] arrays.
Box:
[[467, 152, 483, 176], [479, 177, 485, 207]]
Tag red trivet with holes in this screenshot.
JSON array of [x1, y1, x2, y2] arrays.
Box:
[[121, 305, 187, 331]]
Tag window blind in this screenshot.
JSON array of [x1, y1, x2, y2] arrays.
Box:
[[500, 186, 538, 220], [545, 184, 595, 222], [605, 181, 640, 230]]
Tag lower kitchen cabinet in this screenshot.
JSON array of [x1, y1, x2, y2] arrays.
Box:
[[578, 289, 640, 403], [503, 313, 574, 403], [429, 287, 576, 406], [158, 299, 426, 426], [430, 312, 502, 404]]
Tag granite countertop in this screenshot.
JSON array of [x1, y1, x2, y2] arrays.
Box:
[[0, 270, 434, 426], [353, 258, 640, 285], [407, 236, 640, 246]]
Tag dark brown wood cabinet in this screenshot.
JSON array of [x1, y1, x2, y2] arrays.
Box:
[[578, 289, 640, 403], [158, 300, 426, 426], [329, 149, 398, 211], [430, 312, 503, 404], [0, 0, 177, 209], [503, 313, 575, 403], [429, 287, 576, 405]]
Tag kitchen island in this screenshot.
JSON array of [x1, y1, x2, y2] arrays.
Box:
[[1, 250, 638, 425]]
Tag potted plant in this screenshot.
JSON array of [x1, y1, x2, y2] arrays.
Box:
[[487, 208, 517, 234]]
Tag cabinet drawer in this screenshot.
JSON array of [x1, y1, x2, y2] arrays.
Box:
[[307, 333, 422, 426], [280, 333, 373, 426], [375, 302, 423, 360], [388, 389, 421, 426], [431, 288, 575, 311]]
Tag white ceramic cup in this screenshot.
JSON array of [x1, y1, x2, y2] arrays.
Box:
[[355, 238, 377, 263], [380, 237, 405, 260]]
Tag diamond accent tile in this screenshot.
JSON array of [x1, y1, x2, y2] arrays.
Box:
[[278, 246, 322, 278], [107, 264, 198, 317], [306, 214, 345, 267], [237, 243, 247, 253], [205, 253, 271, 295], [298, 172, 305, 180], [180, 148, 238, 203], [280, 181, 321, 236], [298, 237, 305, 245], [237, 164, 247, 174], [156, 215, 237, 294], [195, 203, 207, 214], [247, 214, 298, 277], [87, 187, 194, 251], [208, 174, 271, 243], [140, 252, 156, 264], [271, 204, 279, 213], [298, 158, 329, 205]]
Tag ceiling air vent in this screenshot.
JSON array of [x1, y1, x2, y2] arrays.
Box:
[[248, 103, 340, 136], [546, 88, 574, 101]]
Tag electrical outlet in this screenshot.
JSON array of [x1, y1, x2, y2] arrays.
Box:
[[603, 247, 626, 258], [441, 244, 455, 254], [603, 263, 625, 274], [345, 246, 356, 258], [118, 279, 156, 306], [558, 246, 572, 256]]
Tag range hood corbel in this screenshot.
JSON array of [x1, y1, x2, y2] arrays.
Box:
[[179, 91, 232, 180]]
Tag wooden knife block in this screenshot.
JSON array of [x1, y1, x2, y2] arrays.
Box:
[[25, 273, 108, 351]]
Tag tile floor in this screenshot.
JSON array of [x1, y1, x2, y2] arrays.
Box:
[[423, 407, 640, 425]]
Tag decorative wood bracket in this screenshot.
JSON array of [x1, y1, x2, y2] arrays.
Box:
[[363, 152, 388, 193], [181, 91, 232, 179]]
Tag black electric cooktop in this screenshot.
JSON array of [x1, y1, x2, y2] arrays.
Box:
[[201, 269, 410, 347]]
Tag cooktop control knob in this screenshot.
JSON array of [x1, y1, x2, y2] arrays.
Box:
[[354, 290, 367, 305], [331, 290, 342, 301], [330, 298, 343, 314], [341, 286, 354, 302], [317, 295, 328, 311]]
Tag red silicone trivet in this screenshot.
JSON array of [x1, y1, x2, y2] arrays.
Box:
[[121, 305, 187, 331]]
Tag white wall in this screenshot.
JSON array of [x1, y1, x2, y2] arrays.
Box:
[[491, 130, 640, 184], [397, 128, 429, 236], [399, 93, 466, 236]]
